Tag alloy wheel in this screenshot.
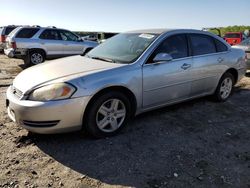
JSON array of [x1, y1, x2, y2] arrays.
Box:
[[30, 53, 43, 64], [96, 98, 126, 133], [220, 77, 233, 99]]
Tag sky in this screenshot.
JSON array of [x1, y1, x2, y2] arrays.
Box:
[[0, 0, 250, 32]]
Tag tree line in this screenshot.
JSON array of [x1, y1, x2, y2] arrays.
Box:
[[209, 25, 250, 36]]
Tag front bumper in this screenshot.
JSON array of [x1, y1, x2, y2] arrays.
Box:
[[6, 86, 91, 134]]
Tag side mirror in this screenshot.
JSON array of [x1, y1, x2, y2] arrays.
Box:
[[153, 53, 173, 63]]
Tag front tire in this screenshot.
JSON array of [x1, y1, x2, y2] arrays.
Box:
[[213, 72, 235, 102], [84, 91, 132, 138]]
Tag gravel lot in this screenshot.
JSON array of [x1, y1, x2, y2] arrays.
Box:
[[0, 54, 250, 188]]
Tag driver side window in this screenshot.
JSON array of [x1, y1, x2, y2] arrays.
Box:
[[148, 34, 188, 63], [59, 30, 78, 42]]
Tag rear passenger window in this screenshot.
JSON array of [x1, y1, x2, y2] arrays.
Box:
[[16, 28, 39, 38], [151, 34, 188, 60], [39, 29, 61, 40], [214, 39, 228, 52], [190, 34, 216, 56]]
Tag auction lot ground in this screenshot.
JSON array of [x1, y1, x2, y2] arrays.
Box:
[[0, 54, 249, 188]]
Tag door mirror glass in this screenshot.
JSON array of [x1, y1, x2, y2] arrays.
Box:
[[153, 53, 173, 62]]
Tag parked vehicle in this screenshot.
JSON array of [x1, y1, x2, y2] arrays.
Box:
[[82, 34, 98, 42], [0, 25, 18, 51], [4, 26, 98, 66], [6, 29, 246, 138], [233, 38, 250, 69], [223, 32, 245, 46]]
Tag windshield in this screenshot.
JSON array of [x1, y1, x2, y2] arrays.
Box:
[[224, 33, 241, 38], [87, 33, 159, 64], [240, 38, 250, 46]]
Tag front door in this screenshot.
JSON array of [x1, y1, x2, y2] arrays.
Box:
[[142, 34, 193, 108], [59, 30, 84, 55]]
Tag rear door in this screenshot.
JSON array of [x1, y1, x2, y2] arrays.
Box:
[[58, 30, 84, 55], [39, 29, 63, 55], [188, 34, 229, 96]]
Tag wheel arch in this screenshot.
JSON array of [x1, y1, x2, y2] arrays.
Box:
[[225, 68, 238, 85], [83, 86, 137, 124], [28, 48, 47, 58]]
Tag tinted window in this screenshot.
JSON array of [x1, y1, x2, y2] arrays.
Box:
[[214, 39, 228, 52], [151, 34, 188, 60], [16, 28, 39, 38], [39, 29, 61, 40], [190, 34, 216, 56], [224, 33, 241, 38], [5, 27, 16, 35], [59, 30, 78, 41]]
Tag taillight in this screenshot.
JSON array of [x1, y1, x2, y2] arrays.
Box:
[[11, 42, 17, 49], [0, 35, 6, 42]]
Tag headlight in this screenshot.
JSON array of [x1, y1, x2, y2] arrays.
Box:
[[28, 83, 76, 101]]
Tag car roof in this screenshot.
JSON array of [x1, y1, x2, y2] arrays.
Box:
[[16, 26, 66, 30], [127, 28, 173, 34], [126, 28, 215, 35]]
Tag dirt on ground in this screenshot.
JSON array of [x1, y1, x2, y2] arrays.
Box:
[[0, 54, 249, 188]]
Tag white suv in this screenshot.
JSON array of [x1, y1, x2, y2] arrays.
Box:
[[4, 26, 98, 66]]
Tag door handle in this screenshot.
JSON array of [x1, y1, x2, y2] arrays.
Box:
[[181, 63, 191, 70], [217, 57, 224, 63], [40, 42, 45, 45]]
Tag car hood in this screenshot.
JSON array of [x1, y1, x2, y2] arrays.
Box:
[[13, 55, 124, 93]]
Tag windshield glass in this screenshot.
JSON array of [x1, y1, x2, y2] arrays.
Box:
[[87, 33, 159, 64], [224, 33, 241, 38], [240, 38, 250, 46]]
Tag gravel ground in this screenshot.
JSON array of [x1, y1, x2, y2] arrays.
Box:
[[0, 54, 250, 188]]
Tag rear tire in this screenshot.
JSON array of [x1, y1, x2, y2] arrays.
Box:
[[84, 91, 132, 138], [213, 72, 235, 102], [24, 50, 45, 67]]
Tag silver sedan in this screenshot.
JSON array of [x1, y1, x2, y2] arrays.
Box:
[[6, 29, 246, 138]]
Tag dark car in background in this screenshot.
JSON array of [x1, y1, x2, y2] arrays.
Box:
[[0, 25, 18, 51]]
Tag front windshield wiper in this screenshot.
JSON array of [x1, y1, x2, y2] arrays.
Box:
[[89, 56, 115, 63]]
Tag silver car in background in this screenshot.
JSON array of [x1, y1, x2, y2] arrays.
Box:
[[6, 29, 246, 138], [233, 38, 250, 69], [0, 25, 18, 51], [4, 26, 98, 66]]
